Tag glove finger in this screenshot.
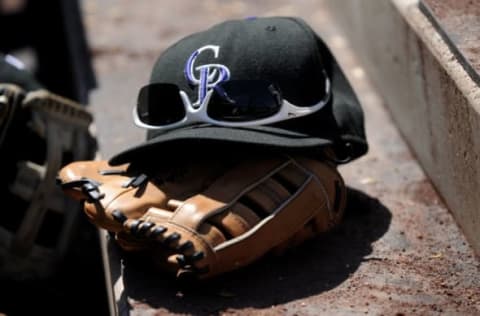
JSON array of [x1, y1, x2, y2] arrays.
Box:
[[238, 177, 291, 215], [122, 216, 169, 240], [115, 231, 151, 251], [294, 158, 347, 230], [111, 209, 128, 224], [124, 218, 149, 237], [206, 175, 293, 238], [209, 203, 260, 237], [57, 160, 128, 201], [165, 222, 225, 274]]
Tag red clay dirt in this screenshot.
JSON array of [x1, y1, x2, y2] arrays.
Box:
[[84, 1, 480, 315]]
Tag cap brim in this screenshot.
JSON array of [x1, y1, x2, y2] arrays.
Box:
[[108, 125, 332, 165]]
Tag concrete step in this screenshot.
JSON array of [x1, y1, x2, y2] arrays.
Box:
[[327, 0, 480, 257]]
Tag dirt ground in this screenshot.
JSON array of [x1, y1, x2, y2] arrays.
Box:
[[78, 1, 480, 315]]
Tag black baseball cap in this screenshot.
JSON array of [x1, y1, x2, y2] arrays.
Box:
[[109, 16, 368, 165]]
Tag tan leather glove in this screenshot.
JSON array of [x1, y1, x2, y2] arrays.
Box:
[[57, 155, 346, 280]]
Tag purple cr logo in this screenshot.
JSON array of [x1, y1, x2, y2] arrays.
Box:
[[184, 45, 230, 107]]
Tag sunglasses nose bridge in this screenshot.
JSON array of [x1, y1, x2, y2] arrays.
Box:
[[179, 89, 212, 125]]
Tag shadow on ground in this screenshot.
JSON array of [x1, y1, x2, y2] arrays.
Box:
[[0, 215, 109, 316], [121, 187, 392, 315]]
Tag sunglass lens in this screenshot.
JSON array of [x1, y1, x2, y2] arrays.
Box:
[[136, 83, 185, 125], [208, 80, 281, 122]]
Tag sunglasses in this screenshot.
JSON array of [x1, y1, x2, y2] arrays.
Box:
[[133, 75, 331, 131]]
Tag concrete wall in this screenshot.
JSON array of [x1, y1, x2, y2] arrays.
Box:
[[326, 0, 480, 255]]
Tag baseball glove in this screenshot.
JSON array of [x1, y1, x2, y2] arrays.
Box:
[[57, 154, 346, 280]]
